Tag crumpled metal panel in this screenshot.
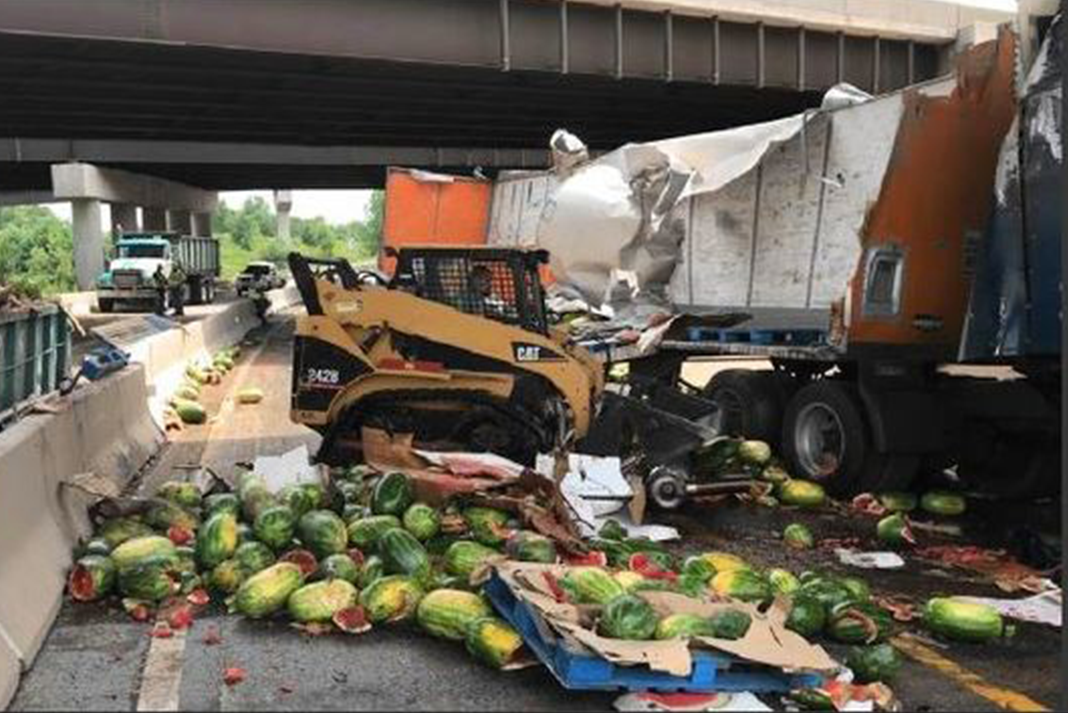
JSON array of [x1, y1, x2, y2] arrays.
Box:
[[515, 87, 872, 325]]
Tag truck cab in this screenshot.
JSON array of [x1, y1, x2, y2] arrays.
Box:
[[95, 231, 219, 314]]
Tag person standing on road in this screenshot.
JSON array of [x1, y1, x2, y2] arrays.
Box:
[[252, 284, 270, 326], [153, 265, 169, 316], [169, 262, 186, 317]]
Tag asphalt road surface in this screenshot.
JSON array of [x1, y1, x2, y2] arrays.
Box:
[[13, 315, 1060, 712]]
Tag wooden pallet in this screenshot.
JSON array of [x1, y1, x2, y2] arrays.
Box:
[[684, 326, 827, 346]]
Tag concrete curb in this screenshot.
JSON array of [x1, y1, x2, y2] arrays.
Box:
[[0, 286, 301, 709]]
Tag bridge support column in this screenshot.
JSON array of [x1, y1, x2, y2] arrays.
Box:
[[167, 209, 192, 234], [275, 190, 292, 244], [110, 202, 139, 235], [143, 207, 167, 231], [192, 211, 213, 237], [71, 199, 104, 291]]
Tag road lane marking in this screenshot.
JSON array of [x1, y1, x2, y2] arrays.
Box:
[[136, 628, 187, 712], [891, 635, 1050, 712]]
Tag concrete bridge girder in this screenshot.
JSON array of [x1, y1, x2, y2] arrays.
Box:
[[34, 163, 221, 289]]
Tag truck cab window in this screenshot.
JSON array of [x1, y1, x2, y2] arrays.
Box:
[[863, 246, 905, 317]]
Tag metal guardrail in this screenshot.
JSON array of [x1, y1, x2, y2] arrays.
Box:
[[0, 305, 71, 427]]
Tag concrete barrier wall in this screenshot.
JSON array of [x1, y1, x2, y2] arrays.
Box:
[[0, 365, 162, 710], [0, 285, 302, 709]]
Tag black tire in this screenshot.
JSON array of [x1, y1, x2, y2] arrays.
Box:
[[782, 380, 871, 497], [98, 299, 114, 314], [703, 369, 786, 445], [204, 281, 215, 304]]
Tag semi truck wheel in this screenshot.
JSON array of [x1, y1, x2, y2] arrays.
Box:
[[782, 380, 871, 497], [98, 299, 113, 314], [186, 278, 203, 305], [703, 370, 785, 445]]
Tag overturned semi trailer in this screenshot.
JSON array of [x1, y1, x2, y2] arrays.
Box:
[[486, 24, 1061, 500]]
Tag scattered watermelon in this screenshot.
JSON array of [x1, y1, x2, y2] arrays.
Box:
[[920, 491, 967, 516], [876, 513, 916, 546], [783, 523, 815, 549], [597, 594, 659, 640], [333, 606, 372, 634], [278, 549, 319, 578], [68, 555, 117, 602], [778, 480, 826, 508], [237, 388, 264, 405]]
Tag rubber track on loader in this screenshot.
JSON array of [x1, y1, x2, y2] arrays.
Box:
[[317, 387, 559, 465]]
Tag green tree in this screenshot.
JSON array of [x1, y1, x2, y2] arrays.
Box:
[[291, 216, 336, 251], [220, 196, 276, 250], [0, 206, 76, 296], [354, 190, 384, 258]]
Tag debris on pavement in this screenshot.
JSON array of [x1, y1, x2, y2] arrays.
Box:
[[223, 667, 247, 686], [871, 596, 921, 623], [61, 424, 1055, 710], [834, 550, 906, 570], [251, 444, 323, 492], [912, 545, 1050, 592], [614, 690, 773, 712], [956, 588, 1062, 628]]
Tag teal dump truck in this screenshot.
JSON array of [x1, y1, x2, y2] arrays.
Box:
[[95, 231, 220, 314]]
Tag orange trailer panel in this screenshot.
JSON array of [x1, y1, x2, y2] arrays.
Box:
[[380, 167, 491, 274], [847, 29, 1018, 355]]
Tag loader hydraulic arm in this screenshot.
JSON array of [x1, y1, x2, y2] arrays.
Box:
[[288, 252, 371, 315]]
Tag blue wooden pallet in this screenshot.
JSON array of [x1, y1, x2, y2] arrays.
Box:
[[484, 573, 820, 693], [684, 326, 827, 346]]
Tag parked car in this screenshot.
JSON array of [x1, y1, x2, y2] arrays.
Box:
[[235, 261, 286, 296]]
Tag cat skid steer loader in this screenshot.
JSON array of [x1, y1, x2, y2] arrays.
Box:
[[289, 247, 604, 465], [288, 247, 741, 507]]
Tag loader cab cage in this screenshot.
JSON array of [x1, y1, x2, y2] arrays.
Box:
[[393, 247, 551, 335]]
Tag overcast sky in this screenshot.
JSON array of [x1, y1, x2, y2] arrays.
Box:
[[45, 188, 375, 227]]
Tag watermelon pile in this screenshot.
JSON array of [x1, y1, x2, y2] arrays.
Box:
[[163, 346, 243, 427], [65, 466, 543, 669], [67, 431, 1002, 685]]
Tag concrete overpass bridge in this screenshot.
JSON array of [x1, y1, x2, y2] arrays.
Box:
[[0, 0, 1012, 286]]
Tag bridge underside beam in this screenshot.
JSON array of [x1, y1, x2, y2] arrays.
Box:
[[0, 0, 945, 157], [0, 140, 553, 191]]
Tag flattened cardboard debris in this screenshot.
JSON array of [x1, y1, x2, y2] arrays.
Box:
[[361, 427, 519, 506], [497, 563, 838, 677], [472, 468, 586, 553]]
